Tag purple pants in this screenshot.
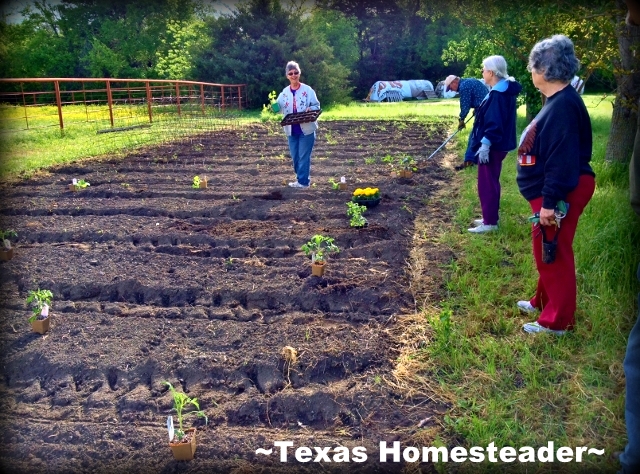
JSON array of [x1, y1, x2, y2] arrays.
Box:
[[477, 149, 508, 225]]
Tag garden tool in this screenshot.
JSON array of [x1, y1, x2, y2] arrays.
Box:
[[426, 116, 473, 161], [528, 201, 569, 264]]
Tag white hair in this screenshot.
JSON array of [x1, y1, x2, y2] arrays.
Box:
[[483, 55, 515, 82]]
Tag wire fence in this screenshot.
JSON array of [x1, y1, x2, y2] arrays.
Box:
[[0, 78, 248, 156]]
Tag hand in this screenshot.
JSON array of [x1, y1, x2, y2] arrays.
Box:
[[539, 207, 556, 226], [475, 143, 490, 164], [458, 119, 466, 130]]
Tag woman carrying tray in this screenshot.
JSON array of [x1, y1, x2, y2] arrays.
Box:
[[275, 60, 321, 188]]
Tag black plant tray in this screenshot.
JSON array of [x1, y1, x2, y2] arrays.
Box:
[[280, 109, 322, 126]]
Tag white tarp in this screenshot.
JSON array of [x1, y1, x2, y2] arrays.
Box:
[[434, 80, 457, 99], [571, 76, 585, 94], [366, 79, 435, 102]]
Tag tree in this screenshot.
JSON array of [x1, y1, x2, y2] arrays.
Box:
[[430, 0, 617, 121], [193, 0, 352, 107], [606, 0, 640, 163]]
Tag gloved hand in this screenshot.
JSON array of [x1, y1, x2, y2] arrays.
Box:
[[475, 143, 490, 164], [458, 119, 466, 130]]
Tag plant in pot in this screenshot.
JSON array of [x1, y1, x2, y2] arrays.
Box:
[[300, 234, 340, 277], [26, 288, 53, 334], [346, 201, 368, 228], [69, 178, 90, 191], [399, 155, 417, 178], [192, 175, 207, 189], [267, 90, 280, 113], [329, 177, 347, 190], [351, 187, 381, 208], [164, 381, 208, 461], [0, 229, 17, 261]]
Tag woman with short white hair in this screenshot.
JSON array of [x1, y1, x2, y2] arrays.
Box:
[[467, 55, 522, 233], [516, 34, 596, 335], [274, 61, 320, 188]]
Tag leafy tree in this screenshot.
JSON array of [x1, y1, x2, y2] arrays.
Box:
[[606, 0, 640, 163], [315, 0, 464, 98], [194, 0, 351, 107], [430, 0, 617, 121], [155, 19, 209, 79]]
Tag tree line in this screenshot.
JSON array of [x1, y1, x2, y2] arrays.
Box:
[[0, 0, 635, 162]]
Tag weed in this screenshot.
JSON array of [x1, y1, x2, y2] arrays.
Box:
[[364, 156, 376, 165], [192, 176, 202, 188]]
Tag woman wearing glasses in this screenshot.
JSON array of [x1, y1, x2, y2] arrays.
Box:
[[275, 61, 321, 188]]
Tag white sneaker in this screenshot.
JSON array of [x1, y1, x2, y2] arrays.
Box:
[[468, 223, 498, 233], [288, 181, 309, 188], [473, 219, 484, 225], [522, 321, 566, 336], [517, 301, 537, 313]]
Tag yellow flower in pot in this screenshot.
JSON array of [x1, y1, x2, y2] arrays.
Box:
[[300, 234, 340, 277], [352, 187, 381, 207]]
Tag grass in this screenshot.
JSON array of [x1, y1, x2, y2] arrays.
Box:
[[396, 94, 639, 473], [1, 94, 637, 472]]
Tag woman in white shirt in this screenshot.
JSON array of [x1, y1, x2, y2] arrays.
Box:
[[275, 61, 320, 188]]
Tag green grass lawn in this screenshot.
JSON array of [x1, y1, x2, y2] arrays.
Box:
[[1, 95, 637, 472]]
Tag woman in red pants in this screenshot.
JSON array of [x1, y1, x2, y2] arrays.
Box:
[[516, 34, 596, 335]]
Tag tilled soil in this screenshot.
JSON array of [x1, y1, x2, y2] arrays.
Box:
[[0, 119, 456, 473]]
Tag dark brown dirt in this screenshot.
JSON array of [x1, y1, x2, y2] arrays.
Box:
[[0, 119, 456, 473]]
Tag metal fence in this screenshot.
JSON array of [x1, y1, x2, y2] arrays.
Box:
[[0, 78, 248, 133]]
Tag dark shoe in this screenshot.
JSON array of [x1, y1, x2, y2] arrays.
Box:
[[455, 161, 476, 171]]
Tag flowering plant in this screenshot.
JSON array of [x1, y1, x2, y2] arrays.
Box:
[[352, 187, 380, 200]]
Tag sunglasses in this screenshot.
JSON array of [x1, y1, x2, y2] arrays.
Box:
[[287, 71, 300, 76]]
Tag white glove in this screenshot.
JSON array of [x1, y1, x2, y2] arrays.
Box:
[[476, 143, 490, 164]]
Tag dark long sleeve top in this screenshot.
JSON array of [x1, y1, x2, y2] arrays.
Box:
[[458, 78, 490, 120], [516, 86, 595, 209]]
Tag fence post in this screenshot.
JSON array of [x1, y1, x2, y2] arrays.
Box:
[[54, 80, 64, 130], [221, 85, 225, 108], [175, 82, 181, 116], [106, 80, 114, 128], [237, 86, 242, 110], [146, 81, 153, 123], [20, 82, 29, 130], [200, 84, 205, 115]]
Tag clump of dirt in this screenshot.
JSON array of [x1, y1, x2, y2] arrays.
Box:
[[0, 120, 456, 473]]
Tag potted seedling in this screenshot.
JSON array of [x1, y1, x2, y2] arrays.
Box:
[[164, 381, 208, 461], [0, 229, 17, 261], [192, 175, 207, 189], [69, 178, 90, 191], [26, 288, 53, 334], [329, 176, 348, 191], [300, 234, 340, 277], [346, 201, 368, 228], [267, 90, 280, 113], [399, 156, 417, 178]]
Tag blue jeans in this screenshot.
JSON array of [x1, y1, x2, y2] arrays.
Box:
[[621, 263, 640, 473], [287, 132, 315, 186], [464, 138, 478, 164]]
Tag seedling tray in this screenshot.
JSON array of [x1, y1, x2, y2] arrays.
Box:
[[280, 109, 322, 126]]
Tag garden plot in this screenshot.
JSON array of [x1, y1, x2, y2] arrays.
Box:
[[0, 120, 456, 473]]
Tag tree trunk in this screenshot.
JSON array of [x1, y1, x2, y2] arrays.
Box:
[[606, 0, 640, 162]]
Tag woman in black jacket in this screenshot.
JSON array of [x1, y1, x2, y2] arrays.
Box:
[[467, 55, 522, 234]]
